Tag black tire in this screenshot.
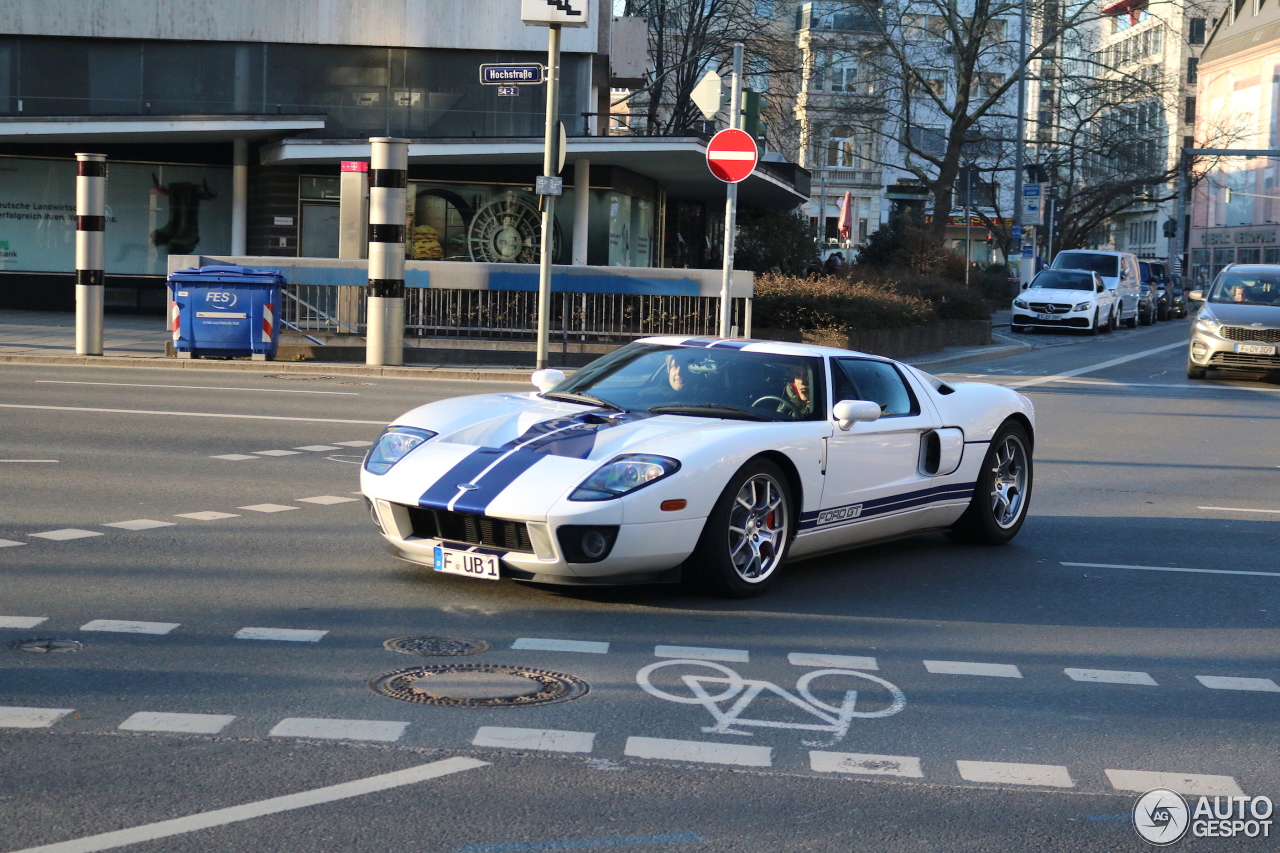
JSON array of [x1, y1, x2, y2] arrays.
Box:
[[1187, 360, 1208, 380], [1102, 308, 1115, 333], [949, 422, 1033, 546], [1085, 309, 1100, 335], [1124, 304, 1138, 328], [689, 458, 794, 598]]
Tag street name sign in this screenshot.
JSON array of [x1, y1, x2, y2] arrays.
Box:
[[479, 64, 545, 85], [706, 128, 759, 183], [521, 0, 590, 27]]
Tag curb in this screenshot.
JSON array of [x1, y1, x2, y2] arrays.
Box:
[[0, 353, 536, 383], [906, 341, 1035, 372]]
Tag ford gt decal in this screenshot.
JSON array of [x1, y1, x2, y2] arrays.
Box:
[[799, 483, 975, 531]]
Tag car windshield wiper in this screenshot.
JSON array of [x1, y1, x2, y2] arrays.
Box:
[[541, 390, 624, 412], [648, 404, 772, 422]]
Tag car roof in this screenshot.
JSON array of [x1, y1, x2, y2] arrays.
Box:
[[634, 335, 888, 360], [1057, 249, 1132, 258]]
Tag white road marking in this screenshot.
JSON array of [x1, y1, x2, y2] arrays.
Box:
[[174, 511, 239, 521], [294, 445, 341, 452], [235, 627, 328, 643], [654, 645, 749, 663], [5, 757, 486, 853], [210, 454, 260, 461], [1005, 341, 1187, 390], [0, 706, 74, 728], [1198, 505, 1280, 515], [0, 404, 386, 425], [810, 751, 922, 777], [35, 380, 357, 395], [29, 529, 103, 541], [1052, 377, 1280, 394], [1065, 668, 1157, 686], [1062, 561, 1280, 579], [253, 449, 301, 457], [512, 638, 610, 654], [296, 495, 359, 505], [269, 717, 408, 742], [237, 504, 298, 513], [0, 616, 48, 628], [624, 736, 771, 767], [333, 440, 374, 446], [80, 620, 180, 635], [1106, 769, 1243, 796], [956, 760, 1074, 788], [788, 653, 878, 670], [118, 712, 236, 734], [1195, 675, 1280, 692], [924, 660, 1022, 678], [0, 459, 58, 463], [472, 726, 595, 753], [102, 520, 176, 531], [0, 539, 27, 547]]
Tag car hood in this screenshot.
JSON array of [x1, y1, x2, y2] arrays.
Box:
[[1022, 288, 1095, 301], [1201, 302, 1280, 326]]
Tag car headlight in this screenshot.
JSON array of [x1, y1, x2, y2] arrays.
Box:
[[363, 426, 437, 475], [1013, 298, 1029, 309], [1072, 301, 1092, 312], [1195, 314, 1220, 335], [569, 454, 680, 501]]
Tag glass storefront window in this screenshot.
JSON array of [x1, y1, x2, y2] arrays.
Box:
[[1237, 247, 1261, 265], [1211, 247, 1235, 280]]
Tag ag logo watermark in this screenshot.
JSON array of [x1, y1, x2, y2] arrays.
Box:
[[1134, 789, 1273, 845]]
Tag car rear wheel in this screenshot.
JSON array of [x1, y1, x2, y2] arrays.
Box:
[[1124, 304, 1138, 328], [690, 459, 793, 598], [948, 422, 1033, 546]]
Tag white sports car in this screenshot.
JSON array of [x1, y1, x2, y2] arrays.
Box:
[[361, 337, 1035, 597]]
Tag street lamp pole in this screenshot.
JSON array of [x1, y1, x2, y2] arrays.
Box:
[[535, 22, 562, 371], [1013, 0, 1029, 289]]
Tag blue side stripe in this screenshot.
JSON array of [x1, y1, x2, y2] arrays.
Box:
[[799, 483, 975, 531]]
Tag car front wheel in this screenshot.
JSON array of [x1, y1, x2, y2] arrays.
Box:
[[690, 459, 793, 598], [948, 422, 1033, 545], [1187, 360, 1208, 379]]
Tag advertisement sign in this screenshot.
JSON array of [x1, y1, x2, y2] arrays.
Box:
[[0, 157, 231, 276], [1021, 183, 1044, 226]]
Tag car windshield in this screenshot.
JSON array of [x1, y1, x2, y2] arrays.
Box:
[[1052, 253, 1119, 277], [1207, 271, 1280, 306], [549, 343, 826, 421], [1029, 270, 1094, 290]]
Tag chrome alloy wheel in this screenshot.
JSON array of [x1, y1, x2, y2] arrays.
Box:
[[726, 473, 789, 582], [989, 434, 1029, 528]]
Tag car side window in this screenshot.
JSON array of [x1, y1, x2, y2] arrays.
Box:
[[833, 359, 919, 417]]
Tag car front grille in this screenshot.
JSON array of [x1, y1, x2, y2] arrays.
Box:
[[1220, 325, 1280, 343], [1209, 351, 1280, 369], [1028, 302, 1073, 313], [404, 506, 534, 553], [1014, 313, 1090, 327]]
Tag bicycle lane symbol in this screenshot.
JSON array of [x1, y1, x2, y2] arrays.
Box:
[[635, 659, 906, 748]]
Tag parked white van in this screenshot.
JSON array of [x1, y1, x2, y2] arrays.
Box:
[[1048, 250, 1142, 328]]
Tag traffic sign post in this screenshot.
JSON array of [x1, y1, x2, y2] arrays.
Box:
[[714, 44, 752, 339]]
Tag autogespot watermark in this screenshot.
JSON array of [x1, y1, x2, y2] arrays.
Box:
[[1133, 788, 1274, 845]]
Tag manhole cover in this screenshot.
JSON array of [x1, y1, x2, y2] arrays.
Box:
[[263, 374, 335, 381], [10, 638, 83, 653], [370, 664, 589, 708], [384, 636, 490, 657]]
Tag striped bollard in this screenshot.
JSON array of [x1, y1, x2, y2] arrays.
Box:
[[366, 137, 408, 366], [75, 153, 107, 356]]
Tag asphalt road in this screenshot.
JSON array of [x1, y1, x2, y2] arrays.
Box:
[[1, 318, 1277, 853]]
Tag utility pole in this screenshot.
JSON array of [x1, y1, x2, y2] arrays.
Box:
[[718, 42, 744, 339], [1014, 0, 1029, 291], [536, 22, 562, 370]]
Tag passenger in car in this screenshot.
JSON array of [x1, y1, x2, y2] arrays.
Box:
[[782, 363, 814, 418]]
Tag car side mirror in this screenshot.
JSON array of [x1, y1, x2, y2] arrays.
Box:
[[1020, 282, 1029, 291], [1189, 290, 1205, 302], [532, 368, 565, 392], [833, 399, 881, 431], [1096, 284, 1105, 293]]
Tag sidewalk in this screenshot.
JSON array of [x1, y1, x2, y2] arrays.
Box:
[[0, 308, 1033, 378]]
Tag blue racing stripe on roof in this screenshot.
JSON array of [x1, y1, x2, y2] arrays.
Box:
[[707, 339, 751, 349]]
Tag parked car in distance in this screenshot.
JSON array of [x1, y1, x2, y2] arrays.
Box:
[[1013, 269, 1114, 334], [1051, 250, 1142, 328], [1167, 273, 1188, 318], [1138, 283, 1159, 326], [1139, 260, 1167, 321], [1187, 264, 1280, 379]]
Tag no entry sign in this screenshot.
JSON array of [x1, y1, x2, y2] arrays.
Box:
[[706, 128, 758, 183]]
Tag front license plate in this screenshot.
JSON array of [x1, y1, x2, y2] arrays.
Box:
[[433, 545, 500, 580], [1236, 343, 1277, 355], [1035, 313, 1061, 321]]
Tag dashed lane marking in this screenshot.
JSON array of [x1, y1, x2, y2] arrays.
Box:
[[29, 529, 103, 541], [237, 504, 299, 513], [924, 660, 1022, 678], [333, 440, 374, 447], [34, 380, 359, 396], [956, 760, 1075, 788], [0, 539, 27, 548], [1062, 561, 1280, 579], [210, 454, 260, 461], [788, 653, 877, 670], [80, 620, 181, 635], [294, 445, 341, 452], [1198, 505, 1280, 515], [472, 726, 596, 753], [809, 751, 923, 778], [119, 712, 236, 734], [4, 757, 487, 853], [0, 403, 386, 425], [1195, 675, 1280, 692], [654, 645, 749, 663], [254, 450, 302, 457], [0, 616, 47, 628], [1105, 769, 1243, 796], [1064, 668, 1158, 686], [174, 511, 240, 521], [512, 638, 610, 654], [296, 495, 359, 505], [269, 717, 408, 742], [235, 627, 328, 643], [624, 736, 771, 767], [102, 519, 177, 531], [0, 706, 74, 728]]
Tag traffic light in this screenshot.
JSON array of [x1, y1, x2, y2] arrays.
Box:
[[1025, 163, 1049, 183], [741, 90, 761, 139]]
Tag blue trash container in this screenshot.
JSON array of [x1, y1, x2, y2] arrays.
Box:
[[168, 265, 285, 360]]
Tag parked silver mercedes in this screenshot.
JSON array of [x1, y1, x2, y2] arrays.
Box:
[[1187, 264, 1280, 379]]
